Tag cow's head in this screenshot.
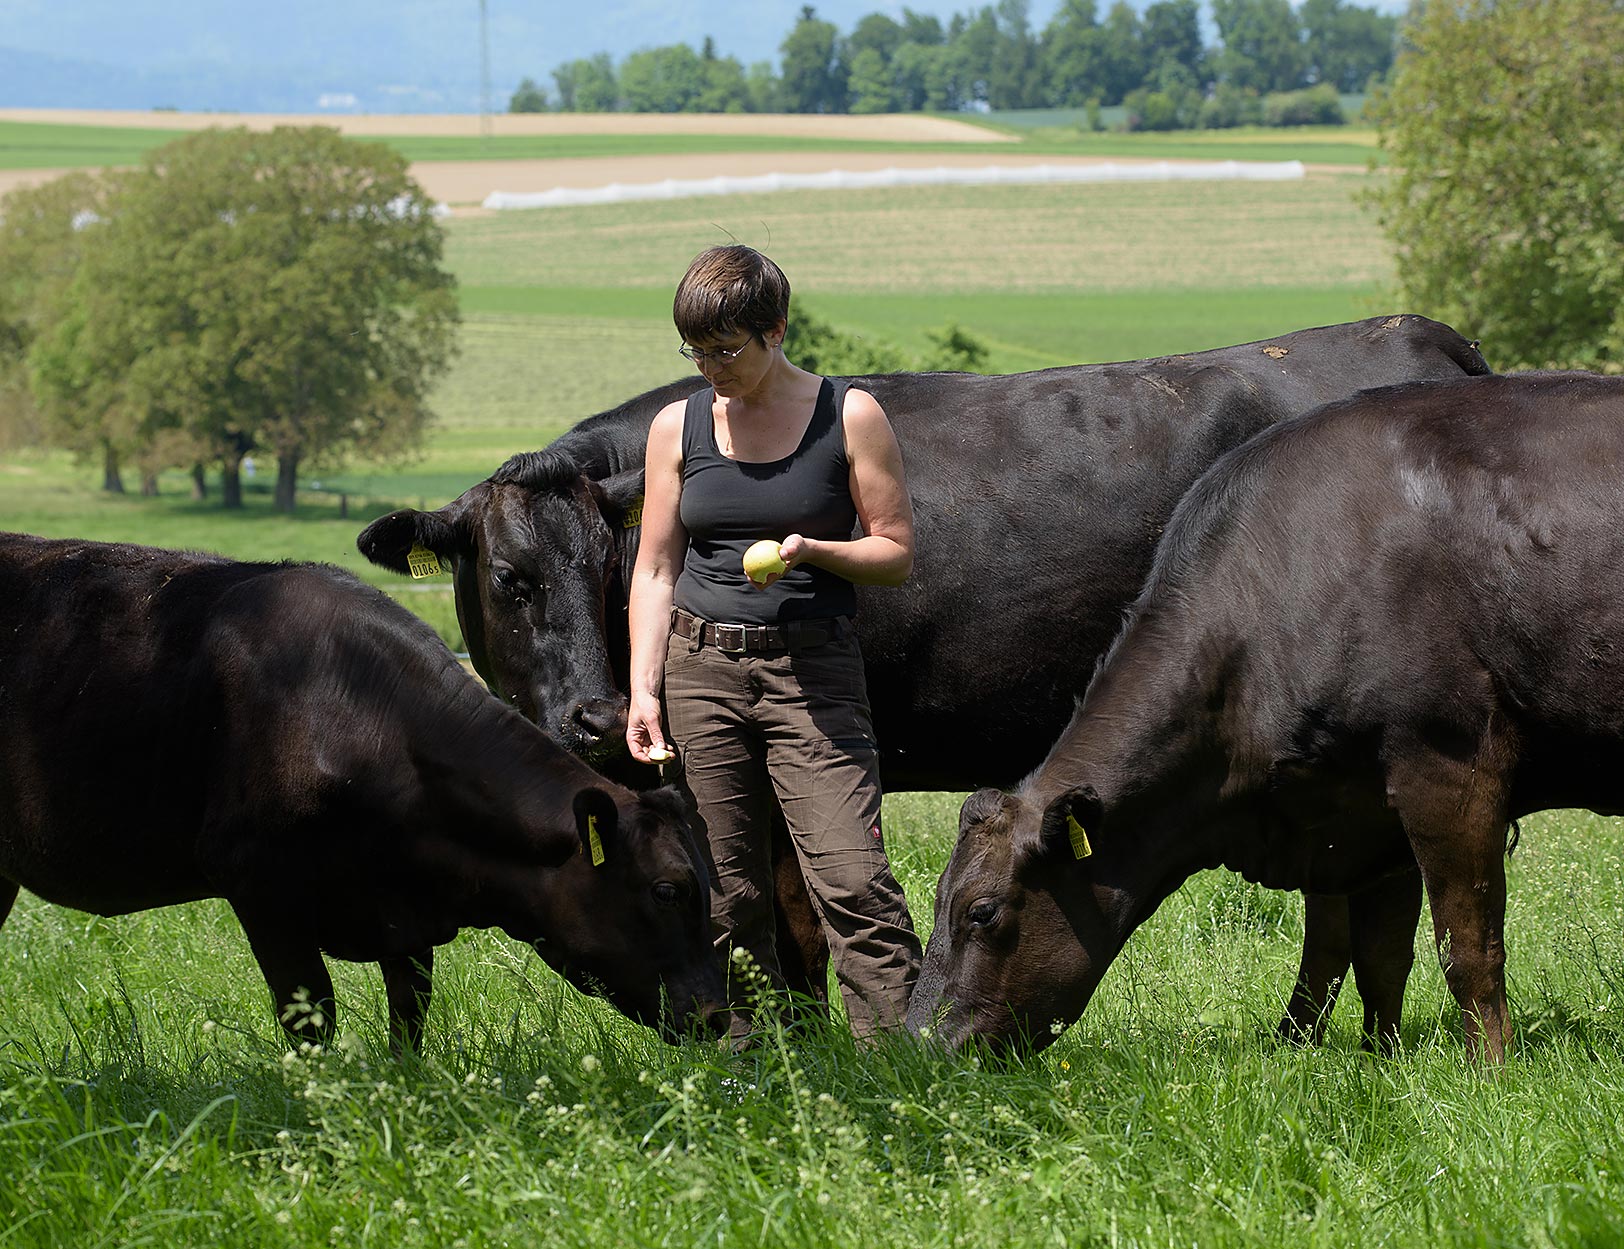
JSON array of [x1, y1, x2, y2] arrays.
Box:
[[522, 783, 723, 1042], [907, 783, 1128, 1056], [358, 450, 644, 758]]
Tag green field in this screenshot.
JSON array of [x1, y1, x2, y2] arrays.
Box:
[[0, 117, 1379, 171], [9, 164, 1607, 1248], [5, 797, 1624, 1246], [2, 172, 1398, 610]]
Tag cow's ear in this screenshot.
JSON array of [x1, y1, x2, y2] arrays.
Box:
[[357, 488, 477, 575], [573, 787, 620, 868], [1037, 786, 1102, 862], [641, 783, 693, 826], [586, 469, 647, 530]]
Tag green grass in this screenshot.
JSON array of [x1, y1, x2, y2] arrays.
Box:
[[5, 798, 1624, 1246], [4, 154, 1621, 1246], [0, 117, 1376, 171]]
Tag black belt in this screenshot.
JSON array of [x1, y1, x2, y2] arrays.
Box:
[[672, 609, 844, 654]]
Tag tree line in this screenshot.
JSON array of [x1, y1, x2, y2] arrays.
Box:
[[0, 128, 458, 509], [509, 0, 1398, 127]]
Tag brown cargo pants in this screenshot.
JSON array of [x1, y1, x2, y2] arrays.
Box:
[[662, 620, 920, 1041]]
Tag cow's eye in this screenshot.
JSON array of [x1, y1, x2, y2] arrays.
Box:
[[652, 881, 681, 907], [491, 567, 533, 605], [966, 900, 999, 929]]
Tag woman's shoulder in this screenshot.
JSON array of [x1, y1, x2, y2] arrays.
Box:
[[837, 383, 891, 429], [646, 397, 691, 461]]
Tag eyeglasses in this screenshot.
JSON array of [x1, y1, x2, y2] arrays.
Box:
[[678, 337, 753, 365]]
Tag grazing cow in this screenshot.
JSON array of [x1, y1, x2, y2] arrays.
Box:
[[908, 372, 1624, 1062], [357, 316, 1491, 1023], [0, 534, 723, 1050]]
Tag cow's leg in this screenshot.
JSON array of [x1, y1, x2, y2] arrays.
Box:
[[234, 909, 337, 1047], [380, 950, 434, 1057], [0, 877, 17, 930], [1346, 866, 1423, 1054], [1278, 893, 1352, 1044], [770, 801, 831, 1024], [1389, 737, 1516, 1062]]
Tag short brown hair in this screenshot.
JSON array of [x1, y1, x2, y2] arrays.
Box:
[[673, 245, 791, 343]]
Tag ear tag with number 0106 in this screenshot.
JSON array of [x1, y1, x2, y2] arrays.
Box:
[[407, 543, 444, 580], [587, 815, 605, 867], [1066, 813, 1093, 860]]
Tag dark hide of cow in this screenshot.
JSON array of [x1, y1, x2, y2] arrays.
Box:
[[0, 534, 723, 1051], [357, 316, 1491, 1023], [909, 372, 1624, 1062]]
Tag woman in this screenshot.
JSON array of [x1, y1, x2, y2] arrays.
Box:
[[625, 244, 920, 1044]]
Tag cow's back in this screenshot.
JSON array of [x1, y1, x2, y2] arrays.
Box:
[[1130, 372, 1624, 813], [841, 315, 1489, 789], [0, 536, 235, 902], [0, 535, 441, 913]]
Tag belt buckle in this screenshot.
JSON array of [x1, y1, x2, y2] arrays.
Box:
[[713, 623, 748, 654]]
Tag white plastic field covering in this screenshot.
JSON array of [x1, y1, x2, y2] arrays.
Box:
[[482, 160, 1305, 211]]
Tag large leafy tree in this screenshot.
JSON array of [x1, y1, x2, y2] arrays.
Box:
[[1042, 0, 1104, 106], [1301, 0, 1398, 92], [0, 172, 136, 486], [780, 7, 848, 113], [32, 127, 459, 510], [1211, 0, 1308, 92], [552, 54, 618, 112], [619, 44, 706, 112], [1140, 0, 1204, 83], [1370, 0, 1624, 371]]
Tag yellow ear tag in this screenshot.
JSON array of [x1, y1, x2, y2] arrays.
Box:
[[622, 495, 644, 529], [587, 814, 605, 867], [406, 543, 444, 580], [1066, 813, 1093, 860]]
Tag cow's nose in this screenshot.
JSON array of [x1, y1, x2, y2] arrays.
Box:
[[570, 697, 626, 744]]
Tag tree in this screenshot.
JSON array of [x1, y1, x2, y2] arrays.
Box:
[[892, 41, 955, 110], [745, 61, 783, 112], [1211, 0, 1308, 92], [1096, 1, 1148, 104], [1301, 0, 1398, 93], [34, 128, 459, 511], [553, 54, 617, 112], [848, 13, 906, 65], [1370, 0, 1624, 371], [697, 40, 751, 112], [0, 172, 118, 471], [1140, 0, 1204, 83], [1041, 0, 1104, 106], [619, 44, 705, 112], [848, 47, 897, 113], [780, 7, 847, 113], [508, 76, 548, 112]]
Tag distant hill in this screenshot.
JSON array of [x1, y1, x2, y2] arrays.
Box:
[[0, 44, 484, 114]]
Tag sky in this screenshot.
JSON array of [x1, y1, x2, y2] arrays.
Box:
[[1, 0, 1413, 112]]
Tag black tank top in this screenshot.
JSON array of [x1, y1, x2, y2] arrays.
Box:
[[675, 378, 859, 625]]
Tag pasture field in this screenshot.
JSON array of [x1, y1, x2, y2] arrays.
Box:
[[12, 158, 1612, 1247], [0, 117, 1378, 171], [5, 795, 1624, 1247], [1, 172, 1394, 653]]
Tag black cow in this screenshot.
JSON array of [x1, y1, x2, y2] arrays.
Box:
[[357, 316, 1491, 1024], [908, 372, 1624, 1062], [0, 534, 723, 1050]]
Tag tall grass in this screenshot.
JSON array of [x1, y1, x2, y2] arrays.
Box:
[[14, 163, 1604, 1246], [5, 798, 1624, 1246]]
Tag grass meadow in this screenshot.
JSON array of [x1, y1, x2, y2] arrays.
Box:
[[0, 117, 1379, 169], [7, 160, 1624, 1246]]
